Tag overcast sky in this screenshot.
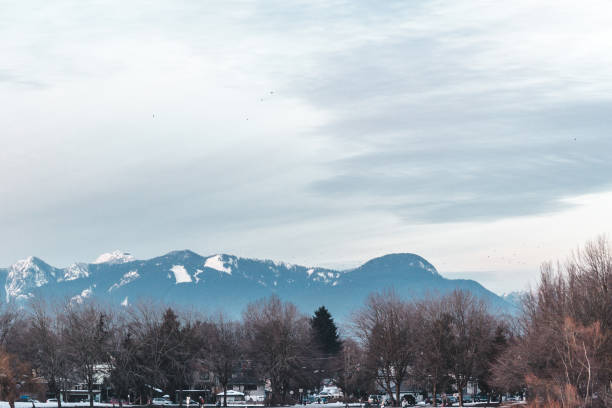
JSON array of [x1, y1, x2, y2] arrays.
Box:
[[2, 0, 612, 294]]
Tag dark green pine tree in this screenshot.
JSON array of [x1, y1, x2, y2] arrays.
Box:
[[311, 306, 342, 355]]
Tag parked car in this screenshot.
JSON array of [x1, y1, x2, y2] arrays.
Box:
[[152, 397, 173, 405], [47, 399, 58, 403], [368, 395, 385, 404], [19, 396, 41, 403]]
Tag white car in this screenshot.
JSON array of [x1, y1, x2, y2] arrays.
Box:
[[152, 397, 173, 405]]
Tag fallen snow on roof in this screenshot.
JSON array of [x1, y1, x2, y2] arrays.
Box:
[[216, 390, 244, 396], [204, 255, 232, 275], [170, 265, 192, 284]]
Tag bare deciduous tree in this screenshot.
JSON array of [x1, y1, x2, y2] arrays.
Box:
[[62, 302, 113, 408], [414, 297, 453, 407], [442, 290, 495, 407], [243, 296, 312, 406], [335, 338, 374, 401], [201, 314, 244, 407], [0, 349, 41, 408], [28, 300, 68, 408], [354, 290, 416, 406], [494, 236, 612, 407]]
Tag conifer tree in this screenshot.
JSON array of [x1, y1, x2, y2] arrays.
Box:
[[311, 306, 342, 355]]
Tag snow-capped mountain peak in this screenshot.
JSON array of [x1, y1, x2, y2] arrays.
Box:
[[93, 250, 135, 265], [5, 256, 57, 302], [62, 263, 89, 281]]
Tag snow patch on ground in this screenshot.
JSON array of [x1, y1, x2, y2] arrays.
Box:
[[71, 286, 94, 304], [204, 255, 232, 274], [306, 268, 314, 276], [194, 269, 204, 283], [311, 270, 339, 285], [121, 296, 129, 307], [170, 265, 192, 283], [409, 260, 438, 274], [93, 250, 135, 264], [108, 270, 140, 292]]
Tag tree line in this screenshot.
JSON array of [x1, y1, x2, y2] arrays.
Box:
[[0, 236, 609, 408], [492, 236, 612, 407]]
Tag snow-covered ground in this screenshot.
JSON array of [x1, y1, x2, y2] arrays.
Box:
[[291, 404, 508, 408], [0, 402, 522, 408], [0, 404, 126, 408]]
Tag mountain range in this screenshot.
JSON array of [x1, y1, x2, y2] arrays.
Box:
[[0, 250, 518, 320]]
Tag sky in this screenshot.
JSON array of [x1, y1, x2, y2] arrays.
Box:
[[1, 0, 612, 294]]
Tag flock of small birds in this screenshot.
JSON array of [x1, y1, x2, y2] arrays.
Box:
[[247, 90, 275, 121]]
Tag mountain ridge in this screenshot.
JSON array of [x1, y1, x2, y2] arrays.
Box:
[[1, 250, 515, 319]]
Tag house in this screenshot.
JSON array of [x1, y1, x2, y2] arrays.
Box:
[[225, 362, 267, 402], [216, 390, 246, 404]]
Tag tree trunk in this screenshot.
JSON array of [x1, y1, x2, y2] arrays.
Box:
[[89, 385, 95, 408], [396, 383, 401, 407], [223, 384, 228, 407], [433, 383, 437, 407], [56, 390, 62, 408], [385, 377, 393, 406], [458, 388, 463, 407]]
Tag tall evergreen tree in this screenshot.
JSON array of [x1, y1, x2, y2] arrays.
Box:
[[311, 306, 342, 355]]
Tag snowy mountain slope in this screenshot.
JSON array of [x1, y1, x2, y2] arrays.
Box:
[[4, 256, 62, 303], [1, 250, 514, 319]]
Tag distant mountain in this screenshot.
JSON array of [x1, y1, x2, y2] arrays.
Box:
[[501, 290, 525, 310], [0, 251, 515, 320]]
